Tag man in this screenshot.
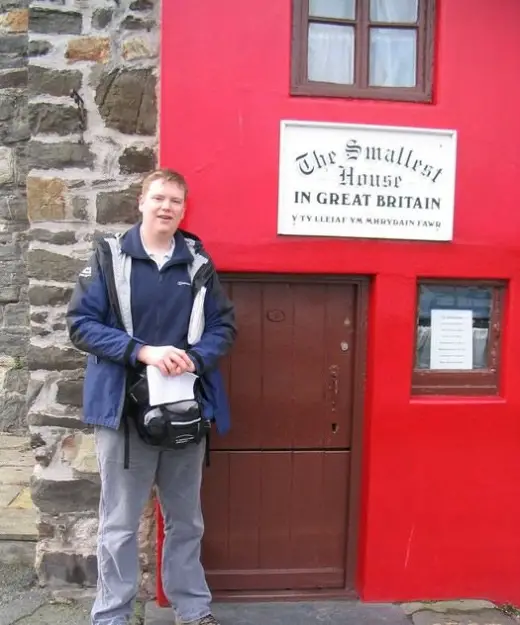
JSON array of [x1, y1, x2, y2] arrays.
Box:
[[67, 169, 236, 625]]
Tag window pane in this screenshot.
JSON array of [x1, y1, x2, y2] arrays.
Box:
[[309, 0, 355, 20], [369, 27, 416, 87], [370, 0, 418, 23], [308, 23, 354, 84], [416, 285, 493, 371]]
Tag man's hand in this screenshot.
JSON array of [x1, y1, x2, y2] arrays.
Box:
[[137, 345, 196, 376]]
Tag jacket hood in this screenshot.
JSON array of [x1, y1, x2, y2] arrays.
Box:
[[95, 224, 206, 264]]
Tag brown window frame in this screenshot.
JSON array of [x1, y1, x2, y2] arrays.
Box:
[[412, 280, 505, 396], [291, 0, 436, 102]]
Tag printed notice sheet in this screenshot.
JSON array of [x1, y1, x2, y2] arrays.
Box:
[[146, 367, 197, 406], [430, 309, 473, 370]]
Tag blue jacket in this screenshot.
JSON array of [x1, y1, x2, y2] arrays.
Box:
[[66, 224, 237, 433]]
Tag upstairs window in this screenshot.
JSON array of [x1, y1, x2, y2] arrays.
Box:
[[291, 0, 435, 102]]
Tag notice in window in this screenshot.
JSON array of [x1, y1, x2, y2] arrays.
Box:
[[430, 309, 473, 370]]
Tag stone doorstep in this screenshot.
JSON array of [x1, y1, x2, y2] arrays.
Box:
[[145, 600, 414, 625], [144, 601, 519, 625]]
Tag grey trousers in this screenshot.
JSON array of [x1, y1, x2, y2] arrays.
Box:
[[92, 420, 211, 625]]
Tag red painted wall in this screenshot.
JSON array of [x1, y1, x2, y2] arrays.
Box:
[[160, 0, 520, 605]]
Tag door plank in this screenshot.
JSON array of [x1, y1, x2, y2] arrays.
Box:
[[202, 450, 350, 591]]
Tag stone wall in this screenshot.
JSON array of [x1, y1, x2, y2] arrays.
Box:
[[0, 0, 30, 434], [2, 0, 160, 595]]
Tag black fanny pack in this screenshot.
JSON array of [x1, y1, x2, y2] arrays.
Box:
[[124, 370, 211, 468]]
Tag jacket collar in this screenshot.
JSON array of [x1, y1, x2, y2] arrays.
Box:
[[120, 223, 194, 264]]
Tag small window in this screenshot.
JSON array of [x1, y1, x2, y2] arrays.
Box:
[[413, 282, 505, 396], [291, 0, 435, 102]]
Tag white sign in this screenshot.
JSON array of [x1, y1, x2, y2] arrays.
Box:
[[430, 309, 473, 370], [277, 120, 457, 241]]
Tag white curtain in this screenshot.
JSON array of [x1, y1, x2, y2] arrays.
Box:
[[370, 0, 418, 22], [369, 0, 417, 86], [309, 0, 355, 20], [308, 23, 354, 84], [369, 28, 416, 87], [416, 327, 489, 370]]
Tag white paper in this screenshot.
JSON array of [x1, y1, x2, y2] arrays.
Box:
[[430, 309, 473, 370], [146, 367, 198, 407]]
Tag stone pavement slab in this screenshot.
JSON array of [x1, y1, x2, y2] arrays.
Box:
[[0, 485, 21, 507], [146, 600, 413, 625], [0, 508, 37, 540], [411, 608, 516, 625], [0, 435, 37, 564], [0, 464, 34, 485], [403, 602, 497, 615], [13, 600, 93, 625]]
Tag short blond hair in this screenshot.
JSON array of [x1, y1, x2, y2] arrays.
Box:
[[141, 168, 188, 199]]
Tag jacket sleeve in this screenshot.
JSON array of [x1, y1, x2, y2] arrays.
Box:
[[66, 250, 143, 366], [187, 272, 237, 374]]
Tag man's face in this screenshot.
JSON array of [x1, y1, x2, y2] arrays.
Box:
[[139, 178, 186, 237]]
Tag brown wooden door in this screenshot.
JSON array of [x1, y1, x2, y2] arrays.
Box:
[[201, 277, 362, 593]]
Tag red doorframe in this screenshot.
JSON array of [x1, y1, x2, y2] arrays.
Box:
[[156, 498, 168, 607]]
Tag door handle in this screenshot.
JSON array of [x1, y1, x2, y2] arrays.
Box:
[[328, 364, 339, 412]]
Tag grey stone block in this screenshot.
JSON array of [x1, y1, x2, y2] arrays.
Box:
[[119, 146, 155, 174], [130, 0, 154, 9], [4, 369, 29, 394], [28, 284, 73, 306], [0, 34, 27, 55], [0, 286, 20, 304], [56, 376, 83, 407], [96, 185, 140, 224], [27, 249, 84, 282], [0, 93, 29, 145], [28, 66, 82, 97], [27, 229, 76, 245], [29, 8, 82, 35], [28, 39, 52, 56], [30, 311, 47, 324], [28, 141, 93, 170], [3, 301, 29, 326], [0, 54, 25, 70], [0, 68, 27, 89], [0, 196, 27, 223], [95, 68, 156, 135], [121, 15, 154, 31], [92, 8, 112, 30], [29, 103, 84, 136], [37, 551, 97, 587], [28, 411, 83, 429], [0, 328, 29, 357], [28, 346, 85, 371], [31, 476, 100, 514]]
